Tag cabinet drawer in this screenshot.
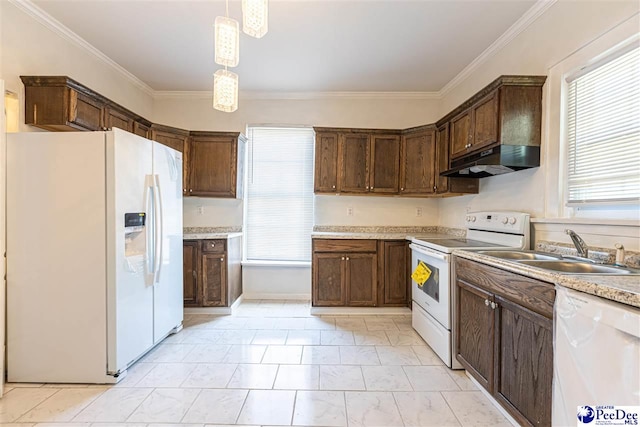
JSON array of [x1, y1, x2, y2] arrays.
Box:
[[313, 239, 377, 253], [454, 257, 555, 318], [201, 239, 226, 253]]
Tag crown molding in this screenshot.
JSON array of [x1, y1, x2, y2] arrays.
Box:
[[439, 0, 558, 98], [8, 0, 155, 97], [153, 90, 442, 100]]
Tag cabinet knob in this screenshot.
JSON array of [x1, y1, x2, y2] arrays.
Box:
[[484, 299, 490, 306], [220, 257, 224, 262], [366, 186, 369, 190], [183, 188, 186, 192], [346, 257, 350, 261], [211, 243, 215, 247], [332, 185, 336, 189], [490, 301, 497, 310], [189, 189, 193, 193], [341, 256, 345, 260], [370, 186, 374, 190], [433, 186, 437, 192], [401, 187, 404, 191]]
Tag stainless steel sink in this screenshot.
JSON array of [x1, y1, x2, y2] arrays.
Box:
[[477, 250, 562, 261], [517, 260, 639, 275]]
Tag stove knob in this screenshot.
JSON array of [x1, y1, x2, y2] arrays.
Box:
[[501, 217, 508, 224], [465, 215, 470, 222], [508, 217, 517, 225], [470, 216, 476, 222]]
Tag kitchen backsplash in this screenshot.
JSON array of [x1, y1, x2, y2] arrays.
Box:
[[184, 226, 242, 234], [313, 225, 466, 237]]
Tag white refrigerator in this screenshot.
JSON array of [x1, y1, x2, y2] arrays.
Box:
[[7, 128, 183, 383]]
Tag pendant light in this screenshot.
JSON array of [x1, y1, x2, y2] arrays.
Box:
[[242, 0, 268, 38], [213, 69, 239, 113], [214, 16, 239, 67]]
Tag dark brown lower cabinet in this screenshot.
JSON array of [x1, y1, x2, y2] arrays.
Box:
[[454, 257, 555, 427], [183, 237, 242, 308], [183, 240, 200, 307], [378, 240, 410, 306], [312, 239, 410, 308]]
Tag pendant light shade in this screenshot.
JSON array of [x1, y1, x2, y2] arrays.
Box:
[[242, 0, 268, 38], [214, 16, 239, 67], [213, 69, 239, 113]]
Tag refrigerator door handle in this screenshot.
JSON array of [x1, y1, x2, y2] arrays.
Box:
[[144, 174, 156, 284], [153, 175, 164, 284]]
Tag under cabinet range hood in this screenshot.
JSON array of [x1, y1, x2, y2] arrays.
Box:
[[441, 145, 541, 178]]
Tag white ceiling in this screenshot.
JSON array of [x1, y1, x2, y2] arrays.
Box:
[[32, 0, 537, 93]]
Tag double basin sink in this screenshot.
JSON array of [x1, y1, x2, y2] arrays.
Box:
[[477, 250, 639, 275]]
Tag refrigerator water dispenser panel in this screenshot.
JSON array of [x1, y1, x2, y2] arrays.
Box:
[[125, 212, 145, 230]]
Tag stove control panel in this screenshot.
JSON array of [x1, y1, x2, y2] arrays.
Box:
[[465, 211, 530, 235]]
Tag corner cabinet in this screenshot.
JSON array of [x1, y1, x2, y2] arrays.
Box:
[[454, 256, 554, 427], [183, 237, 242, 308], [312, 238, 411, 308]]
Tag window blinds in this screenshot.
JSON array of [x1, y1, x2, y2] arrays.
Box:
[[245, 126, 315, 262], [566, 46, 640, 204]]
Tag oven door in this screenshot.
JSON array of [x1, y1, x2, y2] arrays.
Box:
[[409, 243, 451, 329]]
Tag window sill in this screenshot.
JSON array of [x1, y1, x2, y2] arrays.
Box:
[[241, 260, 311, 268]]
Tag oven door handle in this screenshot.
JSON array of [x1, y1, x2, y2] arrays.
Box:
[[409, 244, 449, 261]]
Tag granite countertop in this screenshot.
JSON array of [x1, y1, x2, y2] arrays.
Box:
[[312, 226, 465, 240], [453, 250, 640, 309], [183, 226, 243, 240]]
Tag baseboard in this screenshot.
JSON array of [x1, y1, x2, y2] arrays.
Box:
[[466, 372, 520, 427], [310, 307, 412, 316], [242, 293, 311, 300]]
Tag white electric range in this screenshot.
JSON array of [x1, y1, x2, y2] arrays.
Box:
[[409, 211, 531, 368]]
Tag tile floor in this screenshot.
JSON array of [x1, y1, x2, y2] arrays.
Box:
[[0, 300, 512, 426]]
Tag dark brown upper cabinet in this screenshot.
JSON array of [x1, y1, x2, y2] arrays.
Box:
[[435, 123, 479, 195], [21, 76, 151, 133], [370, 134, 400, 193], [149, 124, 191, 195], [437, 75, 546, 170], [339, 133, 370, 193], [188, 132, 245, 198], [399, 126, 436, 194], [314, 132, 339, 192]]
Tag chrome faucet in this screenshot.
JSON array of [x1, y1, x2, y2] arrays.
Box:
[[565, 229, 589, 258]]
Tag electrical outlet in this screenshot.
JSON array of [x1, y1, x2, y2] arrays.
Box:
[[347, 207, 354, 216], [197, 206, 205, 215], [416, 207, 423, 217]]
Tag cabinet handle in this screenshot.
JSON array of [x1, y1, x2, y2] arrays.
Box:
[[220, 257, 224, 262], [490, 301, 497, 310], [341, 256, 345, 261], [332, 185, 336, 189], [366, 186, 370, 190], [211, 243, 215, 247], [433, 186, 437, 192], [401, 187, 404, 191], [189, 189, 193, 193], [183, 188, 187, 192], [484, 299, 489, 306], [346, 257, 350, 261]]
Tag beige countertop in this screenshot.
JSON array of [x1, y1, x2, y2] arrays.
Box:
[[311, 226, 465, 241], [453, 250, 640, 309], [184, 232, 243, 239]]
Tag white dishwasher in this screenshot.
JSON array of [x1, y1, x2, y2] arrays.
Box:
[[553, 286, 640, 426]]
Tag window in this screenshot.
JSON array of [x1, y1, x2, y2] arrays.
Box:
[[244, 126, 314, 262], [566, 45, 640, 205]]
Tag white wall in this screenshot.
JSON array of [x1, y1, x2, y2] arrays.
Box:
[[437, 1, 640, 250], [157, 95, 442, 228], [0, 2, 154, 129]]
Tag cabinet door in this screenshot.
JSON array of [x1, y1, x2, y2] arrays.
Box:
[[314, 132, 339, 192], [339, 133, 370, 193], [471, 91, 499, 151], [456, 279, 494, 391], [183, 241, 200, 307], [133, 121, 150, 138], [150, 128, 190, 195], [189, 136, 237, 197], [435, 124, 450, 194], [370, 135, 400, 193], [313, 253, 346, 306], [202, 253, 227, 307], [450, 111, 472, 160], [380, 241, 409, 306], [69, 90, 103, 131], [400, 130, 435, 194], [493, 295, 553, 427], [346, 253, 377, 307], [104, 107, 133, 132]]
